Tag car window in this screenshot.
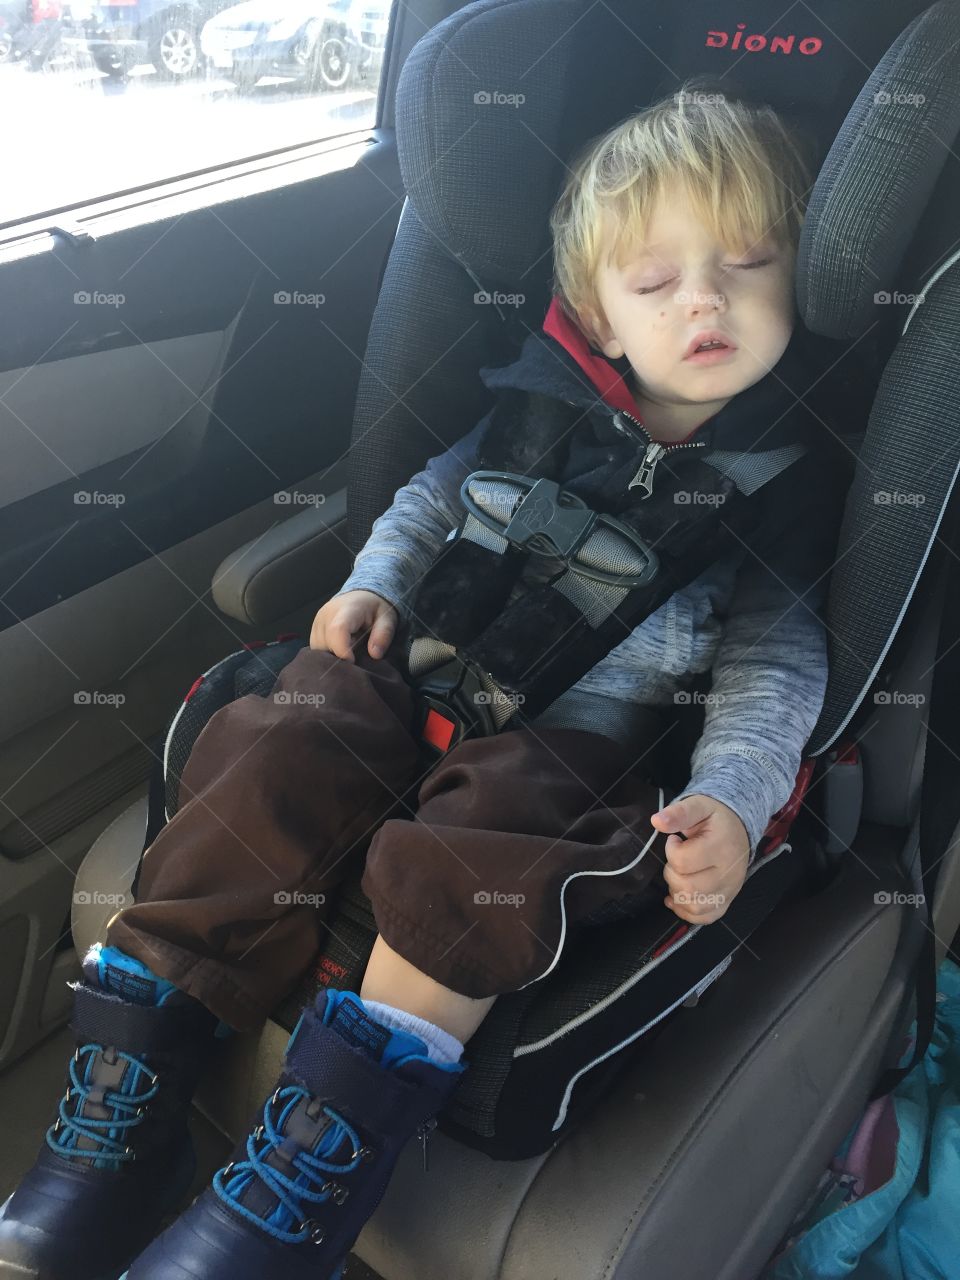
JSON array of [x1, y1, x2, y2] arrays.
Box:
[[0, 0, 391, 224]]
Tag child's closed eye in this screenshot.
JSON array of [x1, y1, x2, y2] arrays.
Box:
[[634, 257, 774, 295]]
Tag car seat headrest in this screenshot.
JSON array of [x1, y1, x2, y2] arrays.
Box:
[[395, 0, 936, 313], [798, 0, 960, 342]]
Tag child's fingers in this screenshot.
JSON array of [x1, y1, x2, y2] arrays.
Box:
[[660, 830, 717, 876], [367, 612, 397, 659], [650, 795, 713, 836], [662, 861, 723, 904], [325, 611, 361, 662]]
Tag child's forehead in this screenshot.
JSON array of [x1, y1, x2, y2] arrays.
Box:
[[601, 206, 774, 270]]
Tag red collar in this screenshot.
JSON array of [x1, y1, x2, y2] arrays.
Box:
[[542, 297, 700, 445]]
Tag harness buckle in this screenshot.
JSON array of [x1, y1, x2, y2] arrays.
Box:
[[410, 656, 507, 758], [502, 477, 596, 556], [461, 471, 660, 587]]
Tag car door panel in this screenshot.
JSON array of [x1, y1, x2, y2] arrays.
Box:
[[0, 126, 405, 1067]]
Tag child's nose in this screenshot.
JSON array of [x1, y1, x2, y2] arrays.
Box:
[[684, 276, 728, 315]]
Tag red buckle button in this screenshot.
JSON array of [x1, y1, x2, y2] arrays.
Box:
[[422, 708, 457, 752]]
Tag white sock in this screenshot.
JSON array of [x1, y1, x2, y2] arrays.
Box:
[[363, 999, 464, 1066]]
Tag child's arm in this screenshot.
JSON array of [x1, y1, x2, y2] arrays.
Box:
[[313, 419, 482, 659], [648, 542, 833, 924], [667, 544, 831, 863]]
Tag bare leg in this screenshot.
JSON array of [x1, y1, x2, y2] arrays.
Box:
[[359, 935, 496, 1044]]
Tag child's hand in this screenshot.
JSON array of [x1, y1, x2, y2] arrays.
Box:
[[310, 590, 398, 662], [649, 795, 750, 924]]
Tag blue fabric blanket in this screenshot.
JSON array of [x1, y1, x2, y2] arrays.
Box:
[[765, 957, 960, 1279]]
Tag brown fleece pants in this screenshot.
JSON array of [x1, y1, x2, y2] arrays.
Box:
[[106, 646, 673, 1032]]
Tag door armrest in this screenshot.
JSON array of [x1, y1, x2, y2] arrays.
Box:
[[212, 488, 350, 625]]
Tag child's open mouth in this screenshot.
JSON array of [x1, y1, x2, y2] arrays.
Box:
[[684, 336, 737, 365], [685, 344, 737, 364]]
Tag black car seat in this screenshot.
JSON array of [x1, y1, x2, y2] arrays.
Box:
[[71, 0, 960, 1275]]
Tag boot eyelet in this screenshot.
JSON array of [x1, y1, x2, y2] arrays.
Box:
[[254, 1124, 265, 1140], [221, 1161, 235, 1180], [297, 1219, 325, 1245], [271, 1088, 283, 1106], [352, 1144, 376, 1163]]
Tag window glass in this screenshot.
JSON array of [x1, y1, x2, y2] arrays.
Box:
[[0, 0, 390, 224]]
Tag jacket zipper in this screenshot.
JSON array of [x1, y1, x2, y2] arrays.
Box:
[[613, 410, 706, 499], [417, 1116, 437, 1173]]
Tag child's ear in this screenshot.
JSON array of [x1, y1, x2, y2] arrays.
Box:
[[580, 307, 624, 359]]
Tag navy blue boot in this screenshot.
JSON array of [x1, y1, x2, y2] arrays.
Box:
[[0, 945, 226, 1280], [119, 988, 467, 1279]]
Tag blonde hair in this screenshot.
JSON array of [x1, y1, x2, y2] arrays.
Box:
[[549, 79, 814, 340]]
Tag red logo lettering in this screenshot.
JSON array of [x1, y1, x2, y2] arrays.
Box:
[[705, 22, 823, 54]]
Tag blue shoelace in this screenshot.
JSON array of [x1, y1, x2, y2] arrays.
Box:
[[46, 1042, 159, 1169], [212, 1084, 373, 1246]]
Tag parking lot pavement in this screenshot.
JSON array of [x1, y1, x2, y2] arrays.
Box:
[[0, 58, 376, 225]]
